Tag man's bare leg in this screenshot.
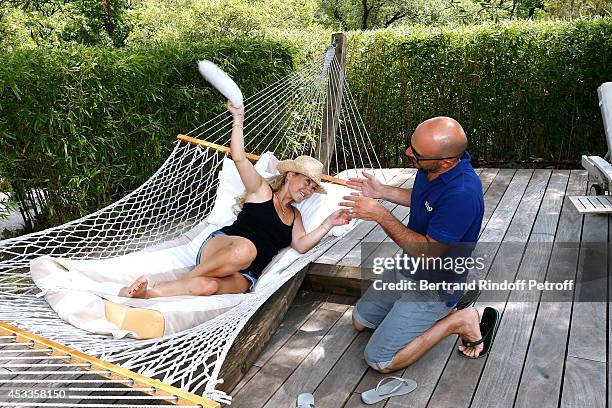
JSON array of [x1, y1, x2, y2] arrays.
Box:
[[356, 307, 484, 373]]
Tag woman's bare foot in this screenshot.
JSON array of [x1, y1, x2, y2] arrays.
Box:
[[456, 307, 484, 358], [119, 275, 148, 298]]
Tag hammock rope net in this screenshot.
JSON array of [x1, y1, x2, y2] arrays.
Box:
[[0, 44, 383, 404]]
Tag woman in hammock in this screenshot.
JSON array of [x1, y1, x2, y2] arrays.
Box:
[[120, 101, 350, 298]]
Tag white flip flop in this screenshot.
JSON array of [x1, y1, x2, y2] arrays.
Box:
[[361, 376, 417, 405], [297, 392, 315, 408]]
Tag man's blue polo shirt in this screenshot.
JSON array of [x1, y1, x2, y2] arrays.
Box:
[[405, 152, 484, 288], [408, 152, 483, 243]]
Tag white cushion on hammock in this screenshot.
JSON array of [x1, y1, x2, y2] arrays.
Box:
[[28, 221, 299, 339], [28, 154, 359, 339], [29, 221, 245, 339]]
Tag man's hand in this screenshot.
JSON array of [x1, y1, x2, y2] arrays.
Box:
[[340, 193, 387, 222], [346, 171, 385, 199]]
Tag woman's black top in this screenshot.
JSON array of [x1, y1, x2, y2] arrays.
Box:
[[220, 197, 294, 278]]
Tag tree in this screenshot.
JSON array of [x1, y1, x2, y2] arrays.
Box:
[[0, 0, 134, 48], [318, 0, 480, 30]]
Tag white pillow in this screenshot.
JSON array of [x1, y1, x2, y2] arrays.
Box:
[[206, 152, 279, 226], [293, 182, 356, 237]]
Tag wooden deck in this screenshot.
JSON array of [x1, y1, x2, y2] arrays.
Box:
[[230, 168, 610, 408]]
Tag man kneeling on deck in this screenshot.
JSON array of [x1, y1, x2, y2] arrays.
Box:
[[341, 117, 499, 373]]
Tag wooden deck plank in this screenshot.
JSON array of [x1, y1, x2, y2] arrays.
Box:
[[428, 169, 554, 408], [262, 307, 358, 408], [467, 171, 569, 408], [560, 357, 606, 408], [312, 332, 371, 408], [504, 169, 553, 241], [479, 169, 517, 237], [513, 170, 585, 408], [479, 169, 534, 242], [478, 168, 500, 196], [231, 305, 347, 408], [316, 238, 361, 266], [229, 365, 261, 398], [343, 392, 381, 407], [566, 210, 608, 362], [560, 176, 608, 408], [252, 291, 326, 368]]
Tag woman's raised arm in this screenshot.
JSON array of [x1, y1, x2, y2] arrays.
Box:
[[228, 101, 267, 197]]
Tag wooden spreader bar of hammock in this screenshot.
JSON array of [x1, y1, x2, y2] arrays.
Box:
[[0, 322, 220, 408], [177, 134, 348, 186]]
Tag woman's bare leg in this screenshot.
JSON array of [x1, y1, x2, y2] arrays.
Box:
[[120, 235, 256, 298], [185, 235, 256, 279], [146, 273, 250, 297], [118, 276, 148, 298]]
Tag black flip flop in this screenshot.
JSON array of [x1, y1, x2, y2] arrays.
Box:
[[455, 288, 481, 310], [457, 306, 499, 359]]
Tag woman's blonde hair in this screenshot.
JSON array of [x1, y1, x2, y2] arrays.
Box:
[[233, 173, 287, 214]]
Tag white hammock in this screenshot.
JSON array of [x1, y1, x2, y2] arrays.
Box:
[[0, 44, 383, 404]]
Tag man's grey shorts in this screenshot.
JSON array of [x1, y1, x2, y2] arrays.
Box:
[[352, 269, 456, 371]]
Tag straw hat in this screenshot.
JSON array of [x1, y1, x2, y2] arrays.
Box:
[[277, 156, 327, 194]]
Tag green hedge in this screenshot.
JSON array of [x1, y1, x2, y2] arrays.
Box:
[[345, 18, 612, 166], [0, 39, 295, 226], [1, 18, 611, 229]]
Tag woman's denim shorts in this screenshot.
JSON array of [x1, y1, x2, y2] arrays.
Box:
[[195, 230, 257, 291]]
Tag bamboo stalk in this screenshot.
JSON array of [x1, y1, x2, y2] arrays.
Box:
[[177, 134, 348, 186]]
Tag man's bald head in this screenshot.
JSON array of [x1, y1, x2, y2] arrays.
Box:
[[412, 117, 467, 159]]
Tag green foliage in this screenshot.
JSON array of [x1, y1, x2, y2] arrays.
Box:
[[125, 0, 322, 45], [318, 0, 610, 29], [0, 0, 133, 50], [1, 13, 611, 230], [2, 0, 609, 52], [344, 18, 612, 166], [545, 0, 610, 18], [0, 38, 295, 226]]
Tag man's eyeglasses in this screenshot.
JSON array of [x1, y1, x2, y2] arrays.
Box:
[[408, 143, 461, 162]]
